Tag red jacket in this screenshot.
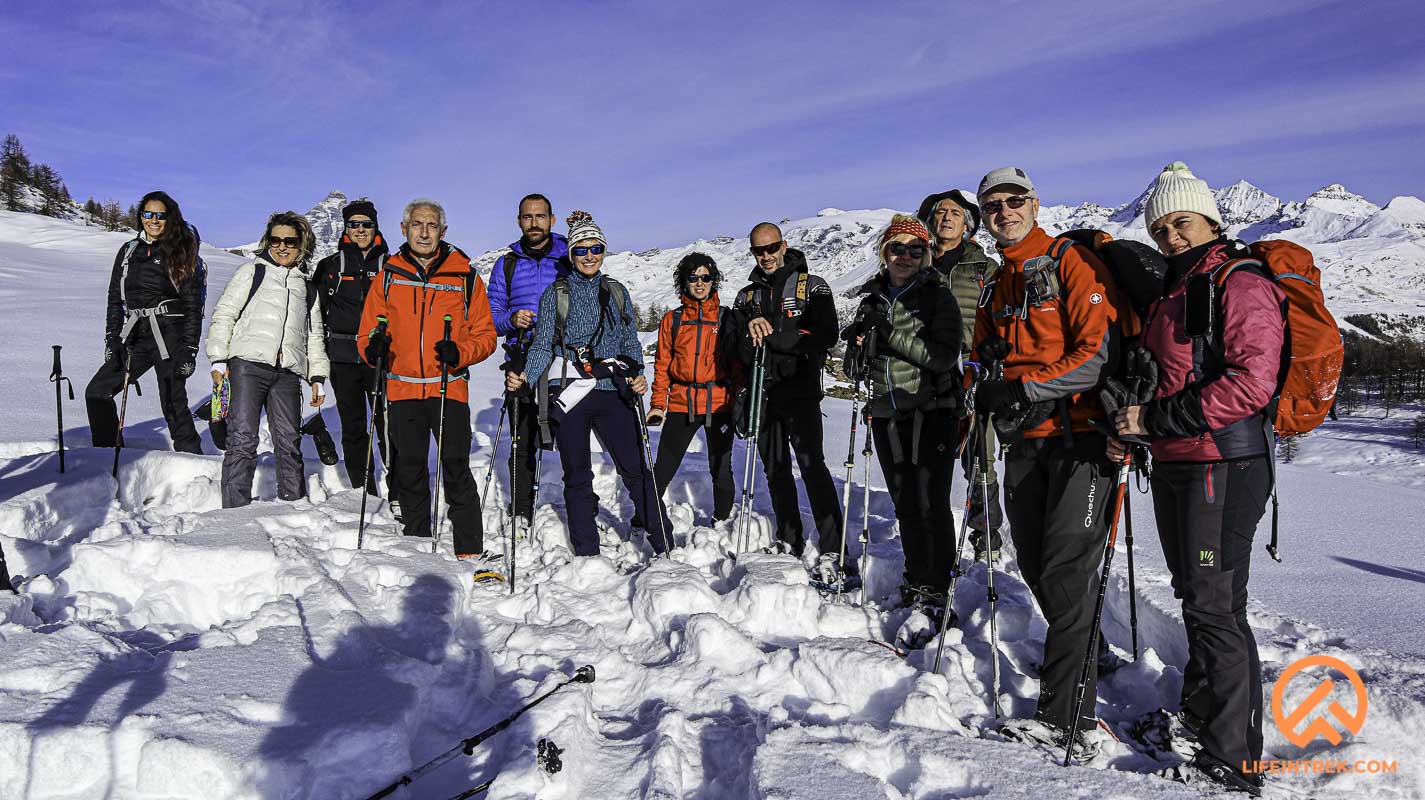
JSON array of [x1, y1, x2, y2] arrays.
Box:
[[359, 242, 497, 404], [974, 225, 1120, 439], [1143, 242, 1285, 462], [652, 293, 735, 418]]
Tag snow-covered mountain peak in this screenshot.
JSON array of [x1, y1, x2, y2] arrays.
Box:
[[1304, 183, 1379, 218], [1214, 180, 1283, 226]]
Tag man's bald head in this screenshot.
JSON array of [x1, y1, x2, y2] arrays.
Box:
[[750, 222, 782, 242], [748, 222, 787, 272]]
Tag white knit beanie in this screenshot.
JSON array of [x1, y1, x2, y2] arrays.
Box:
[[566, 210, 607, 247], [1144, 161, 1223, 229]]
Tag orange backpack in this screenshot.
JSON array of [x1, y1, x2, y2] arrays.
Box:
[[1208, 239, 1343, 437]]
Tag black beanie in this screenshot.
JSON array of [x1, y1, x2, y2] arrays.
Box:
[[343, 199, 378, 225], [915, 189, 980, 238]]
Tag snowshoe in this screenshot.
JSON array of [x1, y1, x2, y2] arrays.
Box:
[[1125, 709, 1202, 761], [1160, 753, 1262, 796], [893, 586, 949, 650], [995, 717, 1108, 763], [809, 553, 862, 594], [457, 553, 507, 587], [389, 499, 404, 525]]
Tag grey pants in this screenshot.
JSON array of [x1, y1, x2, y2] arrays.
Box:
[[222, 358, 305, 508]]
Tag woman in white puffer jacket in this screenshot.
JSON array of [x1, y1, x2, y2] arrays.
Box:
[[206, 211, 329, 507]]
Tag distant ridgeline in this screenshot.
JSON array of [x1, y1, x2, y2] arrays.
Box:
[[0, 133, 136, 232]]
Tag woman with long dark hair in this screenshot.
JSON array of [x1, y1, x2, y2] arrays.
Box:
[[206, 211, 329, 507], [647, 252, 738, 523], [86, 190, 206, 453]]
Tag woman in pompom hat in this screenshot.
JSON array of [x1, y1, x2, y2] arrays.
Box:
[[506, 211, 674, 557], [840, 214, 961, 634], [1110, 161, 1284, 796]]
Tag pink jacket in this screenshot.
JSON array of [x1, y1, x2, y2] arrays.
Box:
[[1143, 242, 1285, 462]]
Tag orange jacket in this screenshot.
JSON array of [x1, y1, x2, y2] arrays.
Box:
[[359, 242, 497, 403], [974, 225, 1119, 439], [652, 293, 735, 418]]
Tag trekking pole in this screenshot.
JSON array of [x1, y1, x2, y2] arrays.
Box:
[[357, 317, 388, 550], [112, 349, 135, 481], [835, 375, 862, 602], [362, 665, 596, 800], [634, 392, 672, 556], [431, 315, 452, 554], [856, 407, 873, 606], [1125, 454, 1139, 661], [933, 377, 981, 674], [49, 345, 74, 473], [1063, 456, 1132, 767], [444, 739, 562, 800], [735, 346, 766, 554], [480, 404, 507, 507], [979, 404, 1003, 721], [507, 393, 521, 594]]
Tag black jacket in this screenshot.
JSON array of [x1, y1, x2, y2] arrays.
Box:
[[731, 248, 838, 402], [312, 236, 390, 363], [104, 236, 206, 359], [843, 271, 961, 419]]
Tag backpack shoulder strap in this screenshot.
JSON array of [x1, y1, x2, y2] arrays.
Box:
[[553, 277, 571, 346], [463, 265, 478, 320], [118, 239, 141, 306], [604, 276, 633, 323], [238, 262, 267, 321], [503, 250, 520, 302], [669, 304, 683, 345]]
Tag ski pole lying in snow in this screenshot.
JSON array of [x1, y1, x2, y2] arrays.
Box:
[[363, 667, 595, 800], [50, 345, 74, 473], [1063, 457, 1132, 767], [357, 317, 389, 550]]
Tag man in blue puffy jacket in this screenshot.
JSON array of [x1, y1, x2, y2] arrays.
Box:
[[486, 193, 569, 523]]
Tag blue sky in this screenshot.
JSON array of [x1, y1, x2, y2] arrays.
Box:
[[5, 0, 1423, 250]]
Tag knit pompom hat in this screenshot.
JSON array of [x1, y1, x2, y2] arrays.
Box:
[[566, 210, 607, 247], [1144, 162, 1223, 229], [880, 214, 931, 248]]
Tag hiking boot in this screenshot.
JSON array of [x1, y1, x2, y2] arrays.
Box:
[[1161, 753, 1262, 796], [1126, 708, 1201, 760], [300, 415, 340, 466], [970, 527, 1003, 563]]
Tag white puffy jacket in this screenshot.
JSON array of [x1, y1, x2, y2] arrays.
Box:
[[206, 256, 329, 381]]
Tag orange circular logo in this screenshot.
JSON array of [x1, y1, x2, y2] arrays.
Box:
[[1271, 655, 1368, 748]]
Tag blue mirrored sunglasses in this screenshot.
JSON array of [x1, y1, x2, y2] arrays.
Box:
[[572, 244, 606, 257]]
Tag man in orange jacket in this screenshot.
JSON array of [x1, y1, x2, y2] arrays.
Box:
[[971, 167, 1121, 758], [360, 199, 498, 560]]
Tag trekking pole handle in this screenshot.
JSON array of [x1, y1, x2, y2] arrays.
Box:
[[50, 344, 62, 380]]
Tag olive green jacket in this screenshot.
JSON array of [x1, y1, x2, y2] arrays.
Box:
[[931, 239, 997, 358], [842, 270, 961, 419]]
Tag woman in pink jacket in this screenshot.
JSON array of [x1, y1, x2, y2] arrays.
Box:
[[1111, 163, 1284, 797]]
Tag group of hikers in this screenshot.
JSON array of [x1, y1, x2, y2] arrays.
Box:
[[23, 158, 1343, 796]]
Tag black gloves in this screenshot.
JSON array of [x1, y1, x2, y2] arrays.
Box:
[[365, 331, 391, 364], [175, 347, 197, 378], [974, 378, 1029, 417], [434, 339, 461, 369], [105, 339, 125, 366], [977, 336, 1011, 365]]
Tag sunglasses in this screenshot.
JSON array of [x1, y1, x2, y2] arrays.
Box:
[[750, 241, 783, 257], [687, 274, 714, 285], [345, 220, 375, 230], [887, 243, 927, 259], [270, 236, 302, 248], [140, 210, 168, 220], [981, 195, 1034, 215], [572, 244, 606, 257]]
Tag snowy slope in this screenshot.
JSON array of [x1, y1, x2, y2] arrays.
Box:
[[5, 211, 1425, 798]]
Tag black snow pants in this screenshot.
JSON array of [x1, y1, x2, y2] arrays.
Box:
[[86, 334, 202, 454], [1002, 431, 1115, 731], [872, 410, 955, 591], [506, 392, 542, 522], [757, 397, 844, 558], [1152, 457, 1270, 772], [390, 397, 483, 557], [328, 361, 395, 496], [653, 411, 735, 522]]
